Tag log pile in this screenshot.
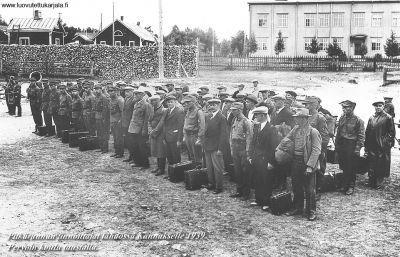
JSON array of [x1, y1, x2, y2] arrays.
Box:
[[0, 44, 198, 79]]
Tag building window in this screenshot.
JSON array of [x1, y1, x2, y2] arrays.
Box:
[[304, 37, 313, 51], [54, 38, 60, 45], [319, 13, 330, 27], [19, 37, 29, 45], [256, 37, 268, 51], [100, 41, 106, 45], [258, 13, 268, 27], [392, 12, 400, 27], [319, 37, 329, 51], [277, 13, 288, 28], [353, 12, 365, 27], [371, 38, 381, 51], [332, 12, 344, 27], [129, 41, 135, 47], [114, 30, 123, 36], [115, 41, 121, 46], [304, 13, 316, 27], [371, 12, 383, 27], [332, 37, 343, 49], [275, 37, 288, 52]]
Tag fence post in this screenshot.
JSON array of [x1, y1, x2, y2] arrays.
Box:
[[230, 54, 233, 69]]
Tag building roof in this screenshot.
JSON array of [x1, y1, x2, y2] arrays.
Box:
[[72, 32, 96, 42], [248, 0, 399, 4], [95, 19, 155, 42], [7, 17, 62, 32]]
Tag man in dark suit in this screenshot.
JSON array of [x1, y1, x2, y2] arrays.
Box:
[[163, 94, 185, 178], [204, 98, 228, 194], [122, 86, 136, 163], [270, 94, 294, 128]]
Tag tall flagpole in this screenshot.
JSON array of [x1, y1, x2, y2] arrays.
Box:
[[112, 1, 115, 46], [158, 0, 164, 79]]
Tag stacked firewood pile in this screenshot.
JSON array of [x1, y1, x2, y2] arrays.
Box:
[[0, 44, 198, 79]]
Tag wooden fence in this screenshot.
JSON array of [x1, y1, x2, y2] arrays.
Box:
[[199, 55, 400, 72], [0, 59, 94, 77]]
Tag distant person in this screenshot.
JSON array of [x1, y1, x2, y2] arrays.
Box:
[[383, 96, 395, 118], [232, 84, 245, 99]]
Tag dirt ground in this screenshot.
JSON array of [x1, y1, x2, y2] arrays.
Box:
[[1, 70, 400, 257]]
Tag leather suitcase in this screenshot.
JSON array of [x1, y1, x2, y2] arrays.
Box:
[[185, 168, 208, 190], [318, 172, 336, 192], [334, 170, 344, 189], [168, 161, 196, 183], [61, 130, 73, 143], [38, 126, 47, 136], [270, 192, 293, 216], [78, 136, 99, 151], [69, 131, 89, 147], [327, 149, 339, 164]]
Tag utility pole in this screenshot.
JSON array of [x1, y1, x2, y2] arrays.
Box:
[[112, 1, 115, 46], [158, 0, 164, 79], [211, 29, 215, 57]]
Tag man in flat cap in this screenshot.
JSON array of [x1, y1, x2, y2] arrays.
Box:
[[48, 81, 61, 136], [383, 96, 395, 118], [286, 108, 321, 221], [335, 100, 365, 195], [27, 76, 43, 133], [148, 95, 168, 176], [271, 94, 294, 128], [175, 85, 183, 103], [229, 102, 253, 199], [285, 90, 303, 109], [109, 86, 125, 158], [251, 80, 259, 98], [244, 94, 258, 121], [233, 84, 245, 99], [182, 95, 206, 164], [199, 85, 210, 96], [163, 95, 185, 176], [248, 106, 280, 210], [204, 98, 228, 194], [94, 84, 111, 153], [122, 86, 137, 163], [166, 83, 175, 93], [40, 79, 52, 134], [128, 88, 153, 169], [57, 83, 72, 134], [70, 86, 84, 131], [82, 82, 96, 135], [10, 76, 22, 117]]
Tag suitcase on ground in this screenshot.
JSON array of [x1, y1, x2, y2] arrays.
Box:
[[318, 172, 336, 192], [69, 131, 90, 147], [270, 192, 293, 216], [48, 125, 56, 136], [168, 161, 197, 183], [61, 130, 73, 143], [185, 168, 208, 190], [38, 126, 47, 136], [327, 149, 339, 164], [78, 136, 99, 151], [334, 170, 344, 189]]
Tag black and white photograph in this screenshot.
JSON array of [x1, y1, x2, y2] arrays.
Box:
[[0, 0, 400, 256]]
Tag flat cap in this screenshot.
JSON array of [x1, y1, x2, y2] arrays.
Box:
[[199, 85, 209, 90], [182, 95, 195, 103], [230, 102, 244, 110], [149, 95, 161, 101], [224, 97, 236, 103], [207, 98, 221, 104], [272, 94, 286, 101], [236, 92, 247, 98], [252, 80, 258, 83], [292, 108, 311, 117], [245, 94, 258, 104], [253, 106, 269, 114], [202, 94, 214, 100], [165, 94, 177, 101], [384, 96, 393, 100], [340, 100, 356, 107], [156, 90, 167, 95], [285, 90, 297, 98], [123, 86, 135, 90], [372, 98, 384, 106]]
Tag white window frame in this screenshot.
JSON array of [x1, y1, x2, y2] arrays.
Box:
[[332, 37, 343, 49], [258, 13, 268, 27], [114, 30, 123, 36], [54, 38, 60, 45], [256, 37, 269, 51], [19, 37, 30, 45], [304, 37, 313, 51], [392, 12, 400, 27], [353, 12, 365, 27], [371, 12, 383, 27], [371, 38, 381, 51], [319, 37, 329, 51], [115, 41, 121, 46], [100, 41, 106, 45], [332, 12, 344, 27], [277, 13, 288, 28], [129, 41, 135, 47], [319, 13, 330, 27], [304, 13, 316, 27]]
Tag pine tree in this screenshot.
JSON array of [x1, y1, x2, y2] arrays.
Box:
[[274, 31, 285, 55], [326, 39, 344, 58], [359, 43, 368, 58], [247, 33, 258, 55], [384, 31, 400, 58], [307, 37, 320, 55]]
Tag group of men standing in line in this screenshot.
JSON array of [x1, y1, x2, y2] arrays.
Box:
[[3, 76, 22, 116], [20, 77, 397, 222]]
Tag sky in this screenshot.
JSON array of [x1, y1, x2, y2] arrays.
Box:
[[0, 0, 251, 40]]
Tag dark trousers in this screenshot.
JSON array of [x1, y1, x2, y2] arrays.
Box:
[[53, 113, 62, 136], [14, 102, 21, 116], [185, 134, 203, 163], [157, 157, 166, 172], [58, 114, 70, 132], [132, 133, 149, 167], [231, 141, 250, 197], [291, 155, 316, 214], [30, 103, 43, 130], [83, 114, 96, 135], [126, 132, 135, 160], [71, 117, 83, 131], [253, 157, 273, 206], [43, 111, 53, 131], [166, 141, 181, 165], [337, 139, 357, 189], [96, 119, 109, 152], [111, 121, 124, 156]]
